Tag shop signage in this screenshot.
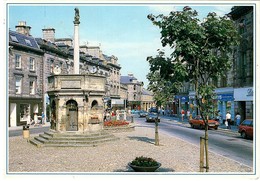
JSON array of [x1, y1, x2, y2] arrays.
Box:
[[217, 94, 234, 101], [234, 87, 254, 101], [247, 88, 253, 96], [174, 95, 189, 103]]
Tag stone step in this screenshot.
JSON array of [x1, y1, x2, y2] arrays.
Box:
[[39, 133, 112, 141], [29, 131, 119, 147], [35, 135, 118, 144], [44, 131, 110, 138], [29, 139, 44, 148]]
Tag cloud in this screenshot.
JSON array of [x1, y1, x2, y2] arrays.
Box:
[[213, 5, 233, 16], [148, 5, 176, 15]]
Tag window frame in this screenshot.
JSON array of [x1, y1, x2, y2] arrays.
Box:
[[29, 79, 35, 95], [15, 76, 22, 94], [29, 57, 35, 71], [15, 54, 22, 69]]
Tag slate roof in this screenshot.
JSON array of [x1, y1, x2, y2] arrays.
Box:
[[120, 75, 137, 84], [9, 30, 40, 49], [142, 88, 153, 96]]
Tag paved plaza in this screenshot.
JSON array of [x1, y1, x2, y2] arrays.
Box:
[[7, 124, 252, 174]]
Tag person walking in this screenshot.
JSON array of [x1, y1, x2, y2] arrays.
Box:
[[226, 111, 231, 129], [181, 109, 185, 121], [41, 112, 45, 125], [187, 110, 190, 121], [235, 112, 241, 126]]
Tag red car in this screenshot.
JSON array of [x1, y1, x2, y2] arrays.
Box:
[[238, 119, 253, 139], [189, 115, 219, 130]]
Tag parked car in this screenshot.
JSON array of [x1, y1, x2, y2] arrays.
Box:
[[189, 115, 219, 130], [238, 119, 253, 139], [146, 112, 160, 122], [139, 110, 148, 118], [131, 110, 140, 115]]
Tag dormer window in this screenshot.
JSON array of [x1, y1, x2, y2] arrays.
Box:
[[10, 35, 19, 43], [25, 39, 32, 46]]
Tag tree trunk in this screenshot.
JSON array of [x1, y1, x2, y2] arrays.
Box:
[[204, 123, 209, 172]]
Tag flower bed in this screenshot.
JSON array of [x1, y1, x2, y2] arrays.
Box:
[[104, 120, 129, 127]]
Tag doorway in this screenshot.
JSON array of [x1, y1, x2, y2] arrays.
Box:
[[66, 100, 78, 131]]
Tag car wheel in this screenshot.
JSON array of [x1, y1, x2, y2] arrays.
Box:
[[241, 131, 247, 139], [190, 124, 194, 128], [199, 124, 203, 129], [215, 127, 218, 130]]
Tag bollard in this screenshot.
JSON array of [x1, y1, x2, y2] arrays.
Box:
[[22, 125, 30, 139]]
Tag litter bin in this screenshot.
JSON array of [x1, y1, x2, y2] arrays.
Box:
[[23, 125, 30, 139]]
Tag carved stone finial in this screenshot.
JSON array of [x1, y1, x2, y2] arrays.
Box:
[[74, 7, 80, 24]]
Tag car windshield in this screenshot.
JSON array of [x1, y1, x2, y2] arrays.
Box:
[[149, 113, 157, 116], [241, 120, 253, 126]]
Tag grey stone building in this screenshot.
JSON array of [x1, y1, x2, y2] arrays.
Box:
[[230, 6, 254, 120], [120, 73, 143, 110], [8, 21, 123, 127], [170, 6, 254, 122], [9, 22, 44, 127]]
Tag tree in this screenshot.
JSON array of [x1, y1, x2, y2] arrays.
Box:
[[147, 6, 240, 171], [147, 51, 181, 108]]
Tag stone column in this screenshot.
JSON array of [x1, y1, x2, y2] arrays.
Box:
[[73, 8, 80, 74]]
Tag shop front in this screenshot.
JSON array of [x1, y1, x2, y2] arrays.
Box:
[[234, 87, 254, 121], [9, 97, 42, 127], [174, 95, 189, 116], [216, 93, 235, 124]]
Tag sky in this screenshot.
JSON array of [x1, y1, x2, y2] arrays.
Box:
[[8, 3, 235, 88]]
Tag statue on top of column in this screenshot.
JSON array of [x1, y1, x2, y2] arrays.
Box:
[[74, 7, 80, 24]]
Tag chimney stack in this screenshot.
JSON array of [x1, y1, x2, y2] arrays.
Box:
[[42, 28, 56, 42], [15, 21, 31, 36]]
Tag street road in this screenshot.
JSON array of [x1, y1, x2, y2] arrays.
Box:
[[8, 126, 49, 137], [134, 116, 253, 168]]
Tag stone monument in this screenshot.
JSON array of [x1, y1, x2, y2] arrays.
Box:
[[47, 8, 106, 133]]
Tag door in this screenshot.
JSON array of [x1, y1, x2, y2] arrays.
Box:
[[66, 100, 78, 131]]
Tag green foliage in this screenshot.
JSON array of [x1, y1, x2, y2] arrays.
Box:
[[130, 156, 159, 167], [147, 6, 240, 122]]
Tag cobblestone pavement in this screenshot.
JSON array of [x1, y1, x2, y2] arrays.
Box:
[[7, 125, 253, 174]]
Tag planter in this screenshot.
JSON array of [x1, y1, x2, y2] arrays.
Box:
[[128, 162, 161, 172]]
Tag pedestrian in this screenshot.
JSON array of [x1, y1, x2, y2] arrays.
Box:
[[187, 110, 190, 120], [226, 111, 231, 129], [34, 112, 38, 126], [181, 109, 185, 121], [235, 112, 241, 126], [106, 111, 110, 121], [41, 112, 45, 125]]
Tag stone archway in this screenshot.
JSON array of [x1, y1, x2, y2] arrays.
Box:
[[66, 100, 78, 131]]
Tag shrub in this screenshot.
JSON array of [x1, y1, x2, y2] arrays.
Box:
[[130, 156, 159, 167]]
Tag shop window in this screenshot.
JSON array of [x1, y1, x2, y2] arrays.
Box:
[[20, 104, 30, 123]]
